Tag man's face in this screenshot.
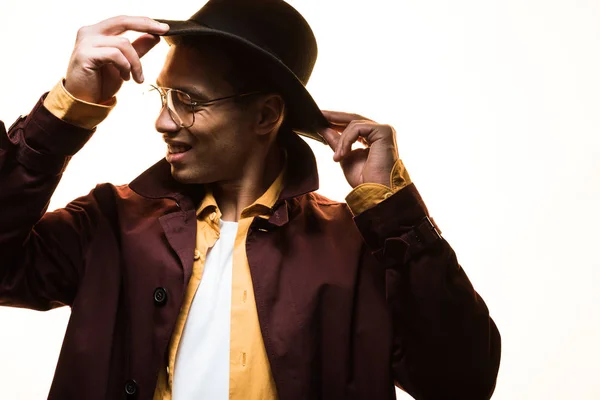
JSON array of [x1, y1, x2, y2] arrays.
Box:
[[155, 45, 259, 185]]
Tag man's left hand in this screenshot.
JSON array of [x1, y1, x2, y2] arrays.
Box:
[[319, 111, 399, 188]]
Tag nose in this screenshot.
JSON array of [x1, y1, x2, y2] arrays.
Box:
[[155, 104, 180, 134]]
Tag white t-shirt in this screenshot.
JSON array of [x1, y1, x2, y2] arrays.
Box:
[[172, 220, 238, 399]]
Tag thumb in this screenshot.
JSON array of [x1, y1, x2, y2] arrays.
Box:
[[319, 127, 341, 152]]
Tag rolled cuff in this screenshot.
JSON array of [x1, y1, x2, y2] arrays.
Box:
[[43, 79, 116, 129], [346, 159, 412, 216]]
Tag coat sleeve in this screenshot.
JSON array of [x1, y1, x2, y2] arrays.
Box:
[[0, 96, 100, 310], [353, 184, 501, 400]]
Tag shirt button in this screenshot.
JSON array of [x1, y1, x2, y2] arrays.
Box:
[[194, 249, 201, 261], [153, 287, 168, 307], [124, 379, 138, 397]]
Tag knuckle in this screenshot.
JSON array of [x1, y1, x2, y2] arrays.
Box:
[[106, 48, 119, 57], [130, 52, 141, 64], [347, 120, 359, 129], [109, 49, 127, 65], [114, 15, 128, 24], [129, 56, 141, 69], [76, 25, 90, 40]]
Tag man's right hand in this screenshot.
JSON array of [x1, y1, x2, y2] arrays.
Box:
[[64, 16, 170, 105]]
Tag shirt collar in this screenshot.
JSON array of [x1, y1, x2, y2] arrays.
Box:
[[196, 162, 287, 221]]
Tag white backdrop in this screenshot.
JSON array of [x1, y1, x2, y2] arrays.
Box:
[[1, 0, 599, 399]]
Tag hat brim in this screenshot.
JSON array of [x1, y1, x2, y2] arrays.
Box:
[[154, 19, 330, 145]]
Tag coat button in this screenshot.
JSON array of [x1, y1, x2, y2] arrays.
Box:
[[124, 379, 138, 396], [153, 287, 168, 307]]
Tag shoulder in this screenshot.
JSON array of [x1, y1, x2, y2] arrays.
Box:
[[89, 183, 175, 220], [292, 191, 353, 220], [306, 191, 345, 207]]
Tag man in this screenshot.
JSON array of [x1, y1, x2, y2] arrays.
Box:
[[0, 0, 500, 399]]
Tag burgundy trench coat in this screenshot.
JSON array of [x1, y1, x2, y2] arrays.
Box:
[[0, 97, 500, 399]]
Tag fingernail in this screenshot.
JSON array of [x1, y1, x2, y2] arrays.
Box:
[[140, 72, 145, 83], [160, 23, 170, 30]]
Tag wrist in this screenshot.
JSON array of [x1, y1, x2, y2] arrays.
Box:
[[64, 78, 99, 104]]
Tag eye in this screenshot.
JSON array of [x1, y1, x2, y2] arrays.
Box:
[[175, 92, 204, 112], [174, 91, 193, 105]]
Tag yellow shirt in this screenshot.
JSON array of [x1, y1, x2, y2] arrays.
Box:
[[43, 80, 412, 398], [153, 168, 285, 399]]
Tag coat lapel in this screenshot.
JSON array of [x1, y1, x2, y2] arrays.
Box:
[[130, 158, 204, 285], [159, 210, 197, 286]]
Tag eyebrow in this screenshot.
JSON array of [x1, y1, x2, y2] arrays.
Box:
[[154, 80, 212, 102]]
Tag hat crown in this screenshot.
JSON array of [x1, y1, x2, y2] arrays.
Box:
[[189, 0, 317, 85]]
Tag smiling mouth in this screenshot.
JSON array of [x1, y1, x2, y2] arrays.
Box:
[[167, 143, 192, 154]]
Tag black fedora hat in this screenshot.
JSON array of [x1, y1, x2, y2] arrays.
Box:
[[155, 0, 329, 144]]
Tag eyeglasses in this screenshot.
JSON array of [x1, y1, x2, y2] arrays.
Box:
[[149, 84, 261, 128]]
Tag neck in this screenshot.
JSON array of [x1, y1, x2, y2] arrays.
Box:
[[211, 143, 283, 222]]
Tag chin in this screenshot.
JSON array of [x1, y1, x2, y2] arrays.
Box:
[[169, 164, 217, 185]]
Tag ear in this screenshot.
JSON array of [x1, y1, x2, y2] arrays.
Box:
[[254, 94, 285, 137]]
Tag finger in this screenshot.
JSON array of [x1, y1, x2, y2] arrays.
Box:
[[321, 110, 373, 127], [335, 121, 373, 157], [131, 33, 162, 59], [319, 126, 342, 153], [339, 147, 369, 172], [87, 16, 169, 37], [335, 123, 376, 162], [328, 119, 372, 136], [86, 47, 132, 81], [90, 36, 144, 83]]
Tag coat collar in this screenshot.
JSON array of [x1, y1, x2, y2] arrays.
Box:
[[128, 129, 321, 214]]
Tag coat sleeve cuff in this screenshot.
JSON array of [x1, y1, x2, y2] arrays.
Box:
[[345, 159, 412, 216], [25, 94, 96, 156], [43, 79, 116, 130], [353, 183, 432, 253]]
